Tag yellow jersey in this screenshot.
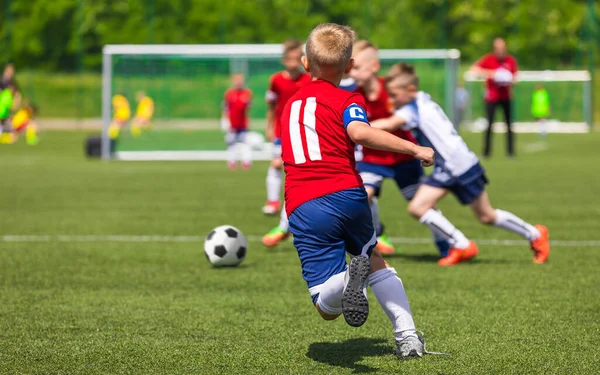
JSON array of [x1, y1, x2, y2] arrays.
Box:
[[136, 96, 154, 119], [112, 94, 130, 121]]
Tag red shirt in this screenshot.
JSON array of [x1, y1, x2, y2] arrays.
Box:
[[224, 88, 252, 130], [357, 78, 417, 165], [282, 79, 365, 216], [266, 71, 312, 137], [476, 53, 519, 102]]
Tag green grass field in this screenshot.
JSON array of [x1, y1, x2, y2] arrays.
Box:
[[1, 131, 600, 374]]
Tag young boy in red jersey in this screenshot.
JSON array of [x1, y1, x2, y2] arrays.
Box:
[[281, 23, 440, 359], [222, 73, 253, 170], [350, 41, 450, 257], [261, 39, 312, 246]]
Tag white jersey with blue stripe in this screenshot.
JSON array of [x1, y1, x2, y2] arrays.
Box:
[[395, 91, 479, 177]]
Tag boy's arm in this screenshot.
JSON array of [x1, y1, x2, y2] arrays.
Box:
[[469, 56, 494, 79], [369, 115, 406, 131], [347, 122, 433, 166]]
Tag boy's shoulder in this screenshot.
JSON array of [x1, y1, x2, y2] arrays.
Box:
[[297, 80, 364, 106]]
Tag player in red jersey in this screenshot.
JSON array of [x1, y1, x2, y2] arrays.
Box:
[[470, 38, 519, 158], [261, 39, 312, 246], [221, 73, 253, 170], [281, 23, 441, 360], [350, 40, 450, 256]]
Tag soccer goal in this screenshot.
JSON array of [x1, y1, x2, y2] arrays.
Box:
[[101, 45, 460, 160], [462, 70, 592, 133]]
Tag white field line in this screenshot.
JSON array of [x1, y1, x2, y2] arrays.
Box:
[[1, 235, 599, 247]]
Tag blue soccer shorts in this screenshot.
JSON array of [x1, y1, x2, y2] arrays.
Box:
[[356, 159, 423, 200], [288, 187, 377, 304], [423, 163, 489, 205], [272, 138, 282, 158], [225, 129, 247, 145]]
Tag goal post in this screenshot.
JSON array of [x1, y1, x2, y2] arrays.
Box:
[[463, 70, 592, 133], [101, 45, 460, 160]]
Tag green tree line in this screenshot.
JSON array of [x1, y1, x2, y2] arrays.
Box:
[[0, 0, 598, 71]]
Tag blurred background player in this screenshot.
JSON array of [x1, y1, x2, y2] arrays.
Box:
[[0, 81, 18, 144], [131, 91, 154, 137], [109, 93, 131, 140], [350, 40, 449, 256], [11, 101, 39, 145], [455, 81, 469, 129], [282, 23, 438, 359], [531, 83, 550, 138], [261, 39, 311, 247], [0, 64, 21, 109], [371, 63, 550, 266], [221, 73, 253, 170], [470, 38, 519, 158]]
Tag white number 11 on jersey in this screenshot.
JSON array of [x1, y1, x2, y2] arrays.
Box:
[[289, 97, 322, 164]]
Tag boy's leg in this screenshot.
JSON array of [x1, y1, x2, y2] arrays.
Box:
[[409, 184, 478, 265], [263, 139, 283, 215], [470, 190, 549, 263], [288, 191, 363, 323], [225, 130, 237, 169], [262, 204, 290, 247], [483, 101, 496, 158], [238, 130, 252, 169], [357, 162, 395, 254], [394, 160, 450, 256]]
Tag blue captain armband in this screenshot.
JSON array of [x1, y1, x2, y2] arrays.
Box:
[[343, 103, 370, 129]]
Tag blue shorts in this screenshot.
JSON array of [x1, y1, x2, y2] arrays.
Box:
[[288, 188, 377, 304], [225, 129, 247, 145], [356, 159, 423, 200], [424, 163, 489, 205], [272, 138, 282, 158]]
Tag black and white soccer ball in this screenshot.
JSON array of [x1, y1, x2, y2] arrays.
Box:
[[204, 225, 247, 267]]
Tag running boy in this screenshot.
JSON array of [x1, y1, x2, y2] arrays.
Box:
[[371, 63, 550, 266], [131, 91, 154, 137], [281, 23, 437, 359]]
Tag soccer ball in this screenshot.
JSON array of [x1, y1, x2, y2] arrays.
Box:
[[204, 225, 247, 267], [493, 68, 513, 86]]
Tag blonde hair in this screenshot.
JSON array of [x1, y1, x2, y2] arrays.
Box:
[[305, 23, 356, 75], [352, 40, 378, 58], [386, 62, 419, 87], [282, 38, 303, 56]]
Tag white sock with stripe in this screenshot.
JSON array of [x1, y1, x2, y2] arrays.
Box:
[[494, 209, 540, 241], [420, 208, 470, 249]]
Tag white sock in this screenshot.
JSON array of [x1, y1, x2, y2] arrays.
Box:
[[314, 271, 345, 315], [370, 197, 381, 236], [226, 143, 236, 164], [266, 166, 281, 202], [240, 142, 252, 165], [278, 203, 289, 232], [494, 209, 540, 241], [369, 268, 417, 341], [420, 208, 470, 249]]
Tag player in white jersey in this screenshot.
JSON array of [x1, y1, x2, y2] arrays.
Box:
[[370, 63, 551, 266]]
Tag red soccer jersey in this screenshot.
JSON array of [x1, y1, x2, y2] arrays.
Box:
[[281, 79, 365, 216], [476, 53, 519, 102], [266, 71, 312, 137], [357, 77, 417, 165], [224, 88, 252, 130]]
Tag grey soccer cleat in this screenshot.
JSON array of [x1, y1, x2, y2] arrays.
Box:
[[341, 256, 371, 327], [395, 331, 450, 360]]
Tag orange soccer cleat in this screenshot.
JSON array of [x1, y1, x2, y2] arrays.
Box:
[[262, 226, 289, 247], [530, 225, 550, 264], [375, 235, 396, 255], [438, 241, 478, 266]]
